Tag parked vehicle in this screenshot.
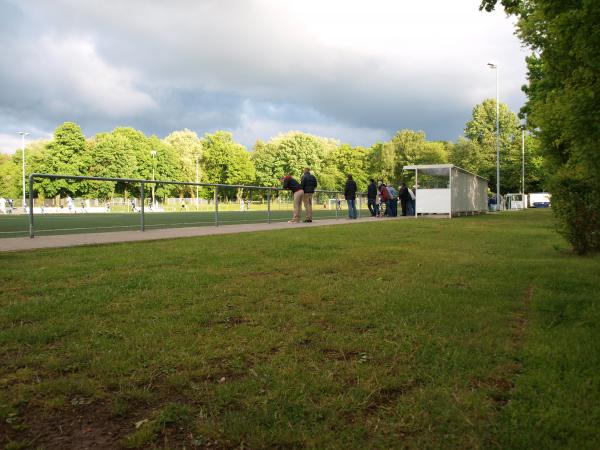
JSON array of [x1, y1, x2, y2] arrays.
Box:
[[528, 192, 551, 208]]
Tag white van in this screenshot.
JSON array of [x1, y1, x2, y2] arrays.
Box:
[[528, 192, 551, 208]]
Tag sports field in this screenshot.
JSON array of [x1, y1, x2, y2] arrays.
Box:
[[0, 206, 357, 238], [1, 209, 599, 449]]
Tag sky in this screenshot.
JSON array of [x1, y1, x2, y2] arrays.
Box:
[[0, 0, 529, 154]]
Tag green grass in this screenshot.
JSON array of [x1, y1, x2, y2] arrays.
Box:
[[0, 206, 357, 238], [1, 210, 599, 449]]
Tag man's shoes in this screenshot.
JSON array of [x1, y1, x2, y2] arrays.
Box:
[[288, 220, 300, 223], [303, 219, 312, 223]]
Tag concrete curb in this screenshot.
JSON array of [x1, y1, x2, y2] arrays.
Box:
[[0, 216, 414, 252]]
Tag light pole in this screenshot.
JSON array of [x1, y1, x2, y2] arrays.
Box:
[[18, 131, 30, 212], [487, 62, 501, 210], [150, 150, 157, 208], [521, 124, 525, 198], [195, 154, 200, 210]]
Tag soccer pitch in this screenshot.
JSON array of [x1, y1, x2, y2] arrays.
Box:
[[1, 210, 599, 449], [0, 207, 358, 238]]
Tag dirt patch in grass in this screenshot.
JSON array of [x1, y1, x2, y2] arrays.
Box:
[[321, 348, 362, 361], [16, 402, 129, 450], [363, 380, 425, 413]]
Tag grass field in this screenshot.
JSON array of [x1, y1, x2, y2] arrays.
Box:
[[0, 206, 357, 238], [1, 209, 599, 449]]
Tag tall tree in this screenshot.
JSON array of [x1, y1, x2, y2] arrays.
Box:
[[481, 0, 600, 253], [37, 122, 87, 198], [202, 131, 255, 198], [369, 141, 396, 183], [0, 154, 19, 199], [463, 99, 521, 193], [323, 144, 371, 191], [371, 130, 448, 184], [252, 132, 329, 188], [163, 129, 203, 196]]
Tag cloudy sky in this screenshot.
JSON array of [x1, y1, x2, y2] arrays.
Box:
[[0, 0, 528, 153]]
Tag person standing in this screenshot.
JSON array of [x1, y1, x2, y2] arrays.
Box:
[[378, 183, 390, 217], [67, 195, 74, 212], [408, 186, 416, 216], [386, 185, 399, 217], [300, 167, 317, 223], [0, 197, 6, 214], [399, 183, 412, 216], [281, 175, 304, 223], [344, 174, 358, 219], [367, 179, 378, 217]]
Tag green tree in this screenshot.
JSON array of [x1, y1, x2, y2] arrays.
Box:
[[202, 131, 255, 198], [370, 130, 448, 184], [463, 99, 521, 193], [37, 122, 87, 198], [481, 0, 600, 252], [448, 137, 488, 175], [86, 128, 182, 199], [86, 128, 143, 199], [323, 144, 371, 191], [0, 154, 19, 199], [147, 136, 184, 199], [163, 129, 203, 196], [369, 141, 396, 183], [252, 132, 329, 188]]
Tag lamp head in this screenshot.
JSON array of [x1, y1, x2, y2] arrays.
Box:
[[487, 62, 497, 69], [18, 131, 30, 136]]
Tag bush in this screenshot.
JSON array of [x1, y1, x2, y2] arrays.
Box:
[[551, 168, 600, 254]]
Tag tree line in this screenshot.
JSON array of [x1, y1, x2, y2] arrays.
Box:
[[0, 99, 545, 202], [480, 0, 600, 253]]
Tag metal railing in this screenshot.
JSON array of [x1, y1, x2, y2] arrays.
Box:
[[27, 173, 364, 238]]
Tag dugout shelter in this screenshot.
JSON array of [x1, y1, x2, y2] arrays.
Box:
[[403, 164, 488, 217]]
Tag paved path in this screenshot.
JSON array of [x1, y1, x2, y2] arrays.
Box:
[[0, 216, 412, 252]]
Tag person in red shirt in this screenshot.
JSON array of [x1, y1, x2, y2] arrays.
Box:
[[378, 183, 390, 217]]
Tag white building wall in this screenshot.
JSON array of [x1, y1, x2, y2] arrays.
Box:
[[450, 168, 488, 214], [416, 189, 451, 214]]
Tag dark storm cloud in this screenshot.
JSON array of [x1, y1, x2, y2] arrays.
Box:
[[0, 0, 528, 152]]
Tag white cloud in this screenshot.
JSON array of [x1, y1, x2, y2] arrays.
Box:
[[232, 100, 390, 148], [28, 36, 158, 117], [1, 0, 529, 149], [0, 134, 26, 155]]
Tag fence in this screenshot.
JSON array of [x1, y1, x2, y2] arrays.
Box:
[[20, 174, 368, 238]]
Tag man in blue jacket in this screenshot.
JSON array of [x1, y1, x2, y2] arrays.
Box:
[[344, 174, 358, 219], [300, 168, 318, 223]]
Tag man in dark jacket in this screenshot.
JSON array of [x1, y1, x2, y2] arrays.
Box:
[[344, 174, 358, 219], [300, 168, 317, 223], [399, 183, 412, 216], [281, 175, 304, 223], [367, 179, 378, 217]]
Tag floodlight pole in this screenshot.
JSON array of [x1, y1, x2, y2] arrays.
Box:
[[150, 150, 157, 208], [195, 154, 199, 209], [521, 125, 525, 197], [18, 131, 30, 212], [487, 62, 501, 210]]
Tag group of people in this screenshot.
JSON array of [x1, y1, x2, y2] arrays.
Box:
[[281, 167, 318, 223], [281, 170, 416, 222], [367, 180, 416, 217], [0, 197, 15, 214]]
